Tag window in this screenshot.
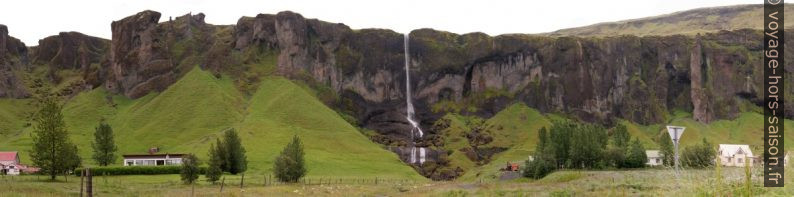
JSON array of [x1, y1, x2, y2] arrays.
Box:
[[656, 158, 661, 163], [738, 158, 743, 163]]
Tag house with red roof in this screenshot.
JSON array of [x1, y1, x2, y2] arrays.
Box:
[[0, 152, 21, 175], [0, 151, 38, 175]]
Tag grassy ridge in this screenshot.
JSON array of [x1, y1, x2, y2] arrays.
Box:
[[0, 67, 423, 180], [238, 77, 422, 178], [548, 4, 794, 37], [459, 103, 552, 180]]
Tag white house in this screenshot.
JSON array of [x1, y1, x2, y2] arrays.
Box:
[[123, 153, 185, 166], [717, 144, 754, 167], [0, 152, 21, 175], [646, 150, 663, 166]]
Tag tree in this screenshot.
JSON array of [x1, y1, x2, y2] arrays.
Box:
[[523, 155, 556, 179], [274, 135, 306, 182], [682, 138, 715, 168], [612, 124, 630, 149], [658, 133, 674, 167], [569, 124, 606, 169], [537, 127, 548, 149], [181, 154, 200, 184], [214, 138, 227, 171], [624, 138, 647, 168], [30, 100, 81, 180], [92, 123, 117, 166], [205, 143, 223, 183], [222, 128, 247, 174], [523, 127, 557, 179], [63, 144, 82, 174], [603, 147, 626, 168], [549, 121, 573, 168]]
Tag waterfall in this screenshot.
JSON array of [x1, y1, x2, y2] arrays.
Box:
[[404, 33, 425, 164]]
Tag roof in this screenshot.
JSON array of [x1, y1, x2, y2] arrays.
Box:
[[646, 150, 661, 158], [122, 153, 186, 159], [718, 144, 753, 158], [0, 152, 18, 161]]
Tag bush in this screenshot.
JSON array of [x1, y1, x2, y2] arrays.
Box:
[[523, 157, 556, 179], [74, 165, 208, 176], [274, 135, 306, 182], [682, 138, 716, 168], [181, 154, 200, 184], [623, 138, 647, 168]]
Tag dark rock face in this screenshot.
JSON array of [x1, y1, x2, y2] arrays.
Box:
[[106, 11, 225, 98], [234, 14, 277, 50], [0, 24, 30, 98], [31, 32, 110, 89], [106, 10, 175, 98], [32, 32, 109, 70], [233, 12, 791, 135]]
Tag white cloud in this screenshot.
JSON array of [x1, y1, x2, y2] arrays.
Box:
[[0, 0, 752, 45]]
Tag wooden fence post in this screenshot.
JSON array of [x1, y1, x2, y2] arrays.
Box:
[[220, 176, 225, 194], [86, 168, 93, 197], [240, 173, 245, 190], [80, 170, 84, 197]]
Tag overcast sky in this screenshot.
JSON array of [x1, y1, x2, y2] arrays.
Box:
[[1, 0, 753, 45]]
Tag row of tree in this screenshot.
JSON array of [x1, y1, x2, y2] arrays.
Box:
[[30, 99, 306, 183], [523, 121, 647, 179], [182, 132, 306, 184], [524, 120, 720, 179]]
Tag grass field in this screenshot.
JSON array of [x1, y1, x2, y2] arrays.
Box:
[[0, 67, 423, 180], [2, 166, 792, 196]]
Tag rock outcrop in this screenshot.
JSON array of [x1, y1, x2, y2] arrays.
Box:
[[0, 24, 30, 98], [106, 11, 225, 98], [30, 32, 110, 89], [32, 32, 109, 70], [105, 10, 175, 98]]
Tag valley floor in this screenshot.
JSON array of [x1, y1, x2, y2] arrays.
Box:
[[3, 167, 794, 196]]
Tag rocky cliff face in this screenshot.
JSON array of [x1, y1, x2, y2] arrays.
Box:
[[0, 24, 30, 98], [105, 10, 175, 98], [106, 11, 227, 98], [232, 11, 789, 135], [30, 32, 110, 89], [32, 32, 109, 70]]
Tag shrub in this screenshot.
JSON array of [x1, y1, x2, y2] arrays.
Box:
[[523, 157, 556, 179], [682, 138, 716, 168], [623, 138, 647, 168], [181, 154, 200, 184], [274, 135, 306, 182], [74, 165, 207, 176]]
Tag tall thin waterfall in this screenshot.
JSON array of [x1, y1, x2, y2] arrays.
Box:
[[404, 33, 425, 164]]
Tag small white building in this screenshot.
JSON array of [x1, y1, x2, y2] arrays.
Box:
[[0, 152, 21, 175], [123, 153, 185, 166], [646, 150, 663, 166], [718, 144, 754, 167]]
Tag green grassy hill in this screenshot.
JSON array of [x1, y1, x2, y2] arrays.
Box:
[[1, 67, 791, 181], [0, 67, 424, 180], [547, 4, 794, 37], [460, 104, 794, 181]]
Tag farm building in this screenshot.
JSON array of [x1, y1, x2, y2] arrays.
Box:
[[0, 151, 37, 175], [645, 150, 663, 166], [123, 153, 185, 166], [0, 152, 21, 175], [717, 144, 754, 167]]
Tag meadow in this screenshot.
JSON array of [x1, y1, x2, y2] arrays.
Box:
[[2, 166, 793, 196]]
